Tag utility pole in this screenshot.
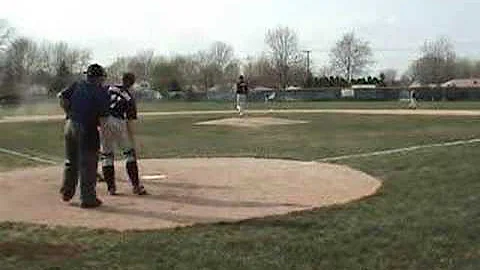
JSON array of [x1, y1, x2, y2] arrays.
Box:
[[302, 50, 311, 87]]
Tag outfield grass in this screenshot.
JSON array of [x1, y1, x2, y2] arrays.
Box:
[[2, 99, 480, 117], [0, 113, 479, 269], [1, 113, 480, 166]]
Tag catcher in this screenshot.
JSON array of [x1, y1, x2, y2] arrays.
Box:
[[99, 72, 147, 195]]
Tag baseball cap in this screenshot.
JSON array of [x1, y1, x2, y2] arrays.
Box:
[[84, 64, 107, 77]]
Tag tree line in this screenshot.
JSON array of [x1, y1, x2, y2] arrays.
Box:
[[0, 20, 92, 99], [2, 18, 480, 101]]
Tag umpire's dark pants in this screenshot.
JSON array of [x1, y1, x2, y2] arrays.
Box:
[[61, 120, 99, 204]]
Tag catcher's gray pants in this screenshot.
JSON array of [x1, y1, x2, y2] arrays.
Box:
[[99, 116, 140, 190], [61, 120, 99, 204], [236, 94, 247, 115], [99, 116, 136, 167]]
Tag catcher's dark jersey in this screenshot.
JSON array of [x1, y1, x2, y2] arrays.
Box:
[[107, 85, 137, 120]]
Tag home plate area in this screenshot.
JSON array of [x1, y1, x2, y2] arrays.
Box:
[[0, 158, 381, 231]]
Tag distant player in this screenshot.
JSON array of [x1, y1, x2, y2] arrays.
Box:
[[235, 75, 249, 116], [408, 89, 418, 109], [99, 72, 147, 196]]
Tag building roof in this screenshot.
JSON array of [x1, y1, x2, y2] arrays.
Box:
[[409, 81, 438, 88], [441, 78, 480, 88]]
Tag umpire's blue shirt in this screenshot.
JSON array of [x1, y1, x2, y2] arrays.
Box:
[[61, 80, 110, 149]]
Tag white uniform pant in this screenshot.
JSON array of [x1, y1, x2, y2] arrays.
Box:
[[408, 98, 418, 109], [99, 116, 136, 167], [236, 94, 247, 115]]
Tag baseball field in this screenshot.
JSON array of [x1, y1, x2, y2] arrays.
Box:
[[0, 100, 479, 269]]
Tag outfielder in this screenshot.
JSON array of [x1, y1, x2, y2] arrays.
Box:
[[99, 72, 147, 196], [235, 75, 249, 117], [408, 89, 418, 109]]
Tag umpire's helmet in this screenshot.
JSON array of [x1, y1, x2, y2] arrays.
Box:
[[84, 64, 107, 78]]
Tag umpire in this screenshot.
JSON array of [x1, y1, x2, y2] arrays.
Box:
[[58, 64, 111, 208]]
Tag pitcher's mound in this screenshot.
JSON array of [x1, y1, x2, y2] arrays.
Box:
[[195, 117, 308, 128], [0, 158, 381, 231]]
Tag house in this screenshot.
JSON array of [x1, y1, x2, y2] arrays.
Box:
[[351, 84, 376, 89], [206, 84, 235, 101], [207, 85, 233, 93], [251, 86, 274, 92], [409, 81, 438, 88], [441, 78, 480, 88], [247, 75, 278, 89]]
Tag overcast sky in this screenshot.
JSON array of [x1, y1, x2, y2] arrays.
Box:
[[2, 0, 480, 75]]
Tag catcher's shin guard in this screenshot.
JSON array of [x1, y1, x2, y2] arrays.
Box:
[[126, 161, 140, 187], [102, 165, 116, 194]]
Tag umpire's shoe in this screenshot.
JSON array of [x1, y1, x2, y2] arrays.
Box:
[[60, 187, 74, 202], [80, 198, 103, 209]]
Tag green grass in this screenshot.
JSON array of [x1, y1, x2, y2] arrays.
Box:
[[1, 113, 480, 166], [0, 112, 479, 269], [3, 100, 480, 117], [0, 153, 40, 171]]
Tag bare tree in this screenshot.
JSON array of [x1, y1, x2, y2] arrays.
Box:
[[2, 37, 32, 95], [209, 41, 234, 70], [150, 56, 185, 91], [66, 50, 80, 74], [3, 37, 40, 79], [223, 60, 240, 84], [411, 36, 456, 85], [106, 56, 130, 83], [171, 54, 200, 90], [242, 54, 274, 77], [318, 65, 334, 77], [51, 42, 69, 73], [399, 74, 414, 86], [380, 68, 397, 86], [242, 54, 278, 88], [0, 30, 91, 97], [127, 58, 145, 82], [454, 58, 474, 79], [7, 38, 34, 75], [37, 41, 51, 73], [77, 49, 91, 74], [329, 32, 373, 82], [195, 50, 217, 91], [289, 54, 307, 87], [0, 19, 14, 55], [134, 49, 155, 81], [36, 41, 69, 75], [265, 26, 300, 89], [208, 41, 237, 85], [0, 19, 14, 72], [474, 61, 480, 77]]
